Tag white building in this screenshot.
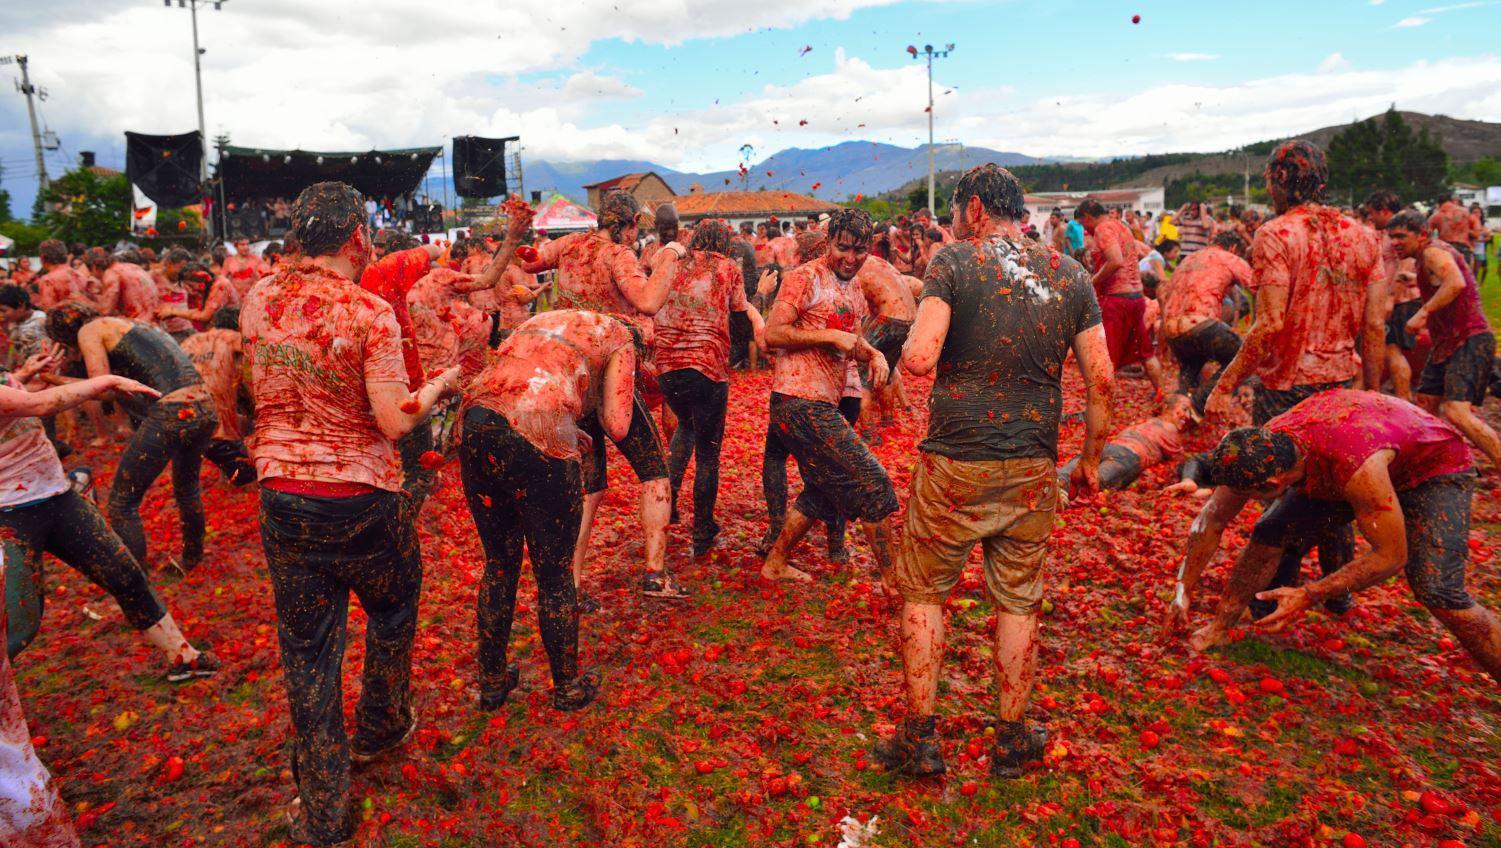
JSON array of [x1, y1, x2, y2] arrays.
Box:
[[1023, 186, 1166, 223]]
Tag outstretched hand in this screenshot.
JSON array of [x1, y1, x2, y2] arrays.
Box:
[[1252, 586, 1313, 632]]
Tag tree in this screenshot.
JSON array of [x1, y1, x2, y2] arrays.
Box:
[[1450, 157, 1501, 188], [0, 163, 11, 223], [1325, 108, 1448, 206], [39, 167, 131, 247]]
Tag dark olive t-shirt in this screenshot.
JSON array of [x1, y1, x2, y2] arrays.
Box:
[[920, 235, 1101, 462]]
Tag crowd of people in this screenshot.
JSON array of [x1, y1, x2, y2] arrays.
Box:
[[0, 137, 1498, 846]]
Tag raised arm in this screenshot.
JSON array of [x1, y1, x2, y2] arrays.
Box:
[[616, 244, 683, 315], [453, 202, 534, 295]]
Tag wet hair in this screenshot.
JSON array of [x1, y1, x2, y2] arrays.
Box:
[[689, 219, 733, 256], [1156, 238, 1180, 255], [1208, 427, 1298, 489], [739, 221, 755, 235], [1211, 231, 1245, 251], [795, 230, 828, 263], [211, 245, 229, 265], [449, 238, 471, 262], [1141, 271, 1161, 290], [0, 284, 31, 310], [164, 248, 193, 265], [1073, 199, 1107, 220], [654, 203, 679, 228], [45, 301, 100, 348], [118, 248, 144, 266], [279, 230, 300, 256], [290, 181, 367, 258], [825, 208, 874, 248], [597, 190, 641, 243], [210, 305, 240, 331], [263, 242, 284, 262], [1264, 140, 1328, 206], [1363, 190, 1401, 214], [925, 227, 943, 243], [69, 243, 87, 259], [952, 164, 1026, 222], [39, 239, 68, 266], [85, 247, 111, 271], [1387, 209, 1429, 234], [385, 233, 420, 253]]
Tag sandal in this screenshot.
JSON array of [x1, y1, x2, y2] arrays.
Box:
[[641, 570, 690, 600]]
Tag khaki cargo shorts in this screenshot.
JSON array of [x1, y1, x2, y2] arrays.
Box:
[[894, 452, 1058, 614]]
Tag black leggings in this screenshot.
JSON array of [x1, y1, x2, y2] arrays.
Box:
[[659, 369, 729, 546], [260, 487, 420, 845], [459, 407, 582, 691], [108, 399, 215, 569], [203, 438, 256, 486], [0, 491, 167, 633]]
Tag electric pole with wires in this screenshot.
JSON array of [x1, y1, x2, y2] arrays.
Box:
[[2, 55, 51, 195]]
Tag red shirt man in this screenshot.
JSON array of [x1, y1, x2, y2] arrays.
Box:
[[1161, 240, 1252, 338], [1427, 199, 1480, 251], [654, 246, 756, 385], [407, 265, 492, 377], [1087, 216, 1144, 297], [359, 246, 434, 390], [95, 257, 160, 321], [179, 327, 243, 442]]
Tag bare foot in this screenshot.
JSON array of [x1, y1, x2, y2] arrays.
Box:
[[1188, 623, 1229, 653], [761, 561, 813, 582]]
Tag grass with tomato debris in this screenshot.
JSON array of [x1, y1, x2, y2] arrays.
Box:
[[15, 361, 1501, 848]]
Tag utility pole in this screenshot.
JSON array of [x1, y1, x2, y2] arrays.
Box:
[[165, 0, 226, 186], [909, 43, 954, 216], [511, 148, 525, 201], [2, 55, 50, 195]]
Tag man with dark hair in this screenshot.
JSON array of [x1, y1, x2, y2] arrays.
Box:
[[1168, 391, 1500, 684], [1199, 139, 1386, 619], [1362, 191, 1419, 399], [760, 207, 897, 582], [91, 249, 158, 321], [157, 248, 239, 330], [515, 188, 687, 598], [1387, 209, 1500, 468], [0, 285, 47, 370], [222, 236, 268, 297], [241, 181, 463, 845], [33, 239, 90, 310], [1160, 230, 1251, 411], [1075, 199, 1166, 396], [872, 163, 1112, 779], [639, 202, 679, 269]]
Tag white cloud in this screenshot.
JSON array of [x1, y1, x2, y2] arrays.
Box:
[[1167, 53, 1220, 62], [1370, 0, 1385, 4], [1392, 16, 1431, 26], [561, 72, 643, 102], [1420, 1, 1499, 12], [1318, 53, 1352, 73]]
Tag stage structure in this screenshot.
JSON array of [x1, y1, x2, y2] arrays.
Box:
[[453, 135, 519, 199]]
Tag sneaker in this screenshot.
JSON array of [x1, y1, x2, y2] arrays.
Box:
[[349, 712, 418, 764], [286, 798, 352, 846], [870, 717, 946, 777], [989, 723, 1047, 778], [642, 570, 690, 600], [553, 670, 601, 712], [166, 651, 221, 683], [478, 663, 521, 711]]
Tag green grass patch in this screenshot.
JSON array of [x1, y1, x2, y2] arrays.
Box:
[[1219, 637, 1362, 680]]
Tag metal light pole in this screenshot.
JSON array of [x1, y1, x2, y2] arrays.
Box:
[[165, 0, 226, 186], [2, 55, 50, 194], [910, 43, 954, 216]]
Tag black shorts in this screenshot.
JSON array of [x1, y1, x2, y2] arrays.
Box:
[[1417, 332, 1495, 406], [1249, 473, 1477, 610], [769, 392, 897, 525], [865, 318, 913, 370], [1252, 380, 1353, 426], [579, 391, 667, 494], [1385, 299, 1423, 349]]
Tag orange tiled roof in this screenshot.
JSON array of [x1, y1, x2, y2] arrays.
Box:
[[583, 172, 647, 192], [87, 165, 123, 178], [675, 190, 841, 218]]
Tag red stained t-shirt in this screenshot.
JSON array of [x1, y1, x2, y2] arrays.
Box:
[[771, 258, 868, 406], [408, 266, 492, 378], [463, 310, 634, 461], [768, 236, 799, 269], [1247, 205, 1378, 391], [1268, 389, 1473, 501], [653, 252, 748, 384], [99, 263, 160, 321], [1113, 416, 1182, 467], [535, 231, 648, 322], [0, 376, 69, 510], [241, 263, 410, 491], [1414, 241, 1491, 362], [359, 247, 432, 390], [1089, 217, 1144, 296], [1161, 245, 1252, 327], [1428, 201, 1477, 247]]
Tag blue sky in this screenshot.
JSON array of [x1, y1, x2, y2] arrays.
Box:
[[2, 0, 1499, 216]]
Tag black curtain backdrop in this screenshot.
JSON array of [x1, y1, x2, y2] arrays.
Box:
[[216, 146, 440, 201], [452, 135, 518, 198], [125, 131, 203, 207]]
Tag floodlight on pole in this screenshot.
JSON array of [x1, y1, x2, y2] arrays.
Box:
[[164, 0, 227, 187], [908, 42, 954, 216]]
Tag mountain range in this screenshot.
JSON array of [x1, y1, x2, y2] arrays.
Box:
[[515, 142, 1046, 205], [503, 112, 1500, 208]]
